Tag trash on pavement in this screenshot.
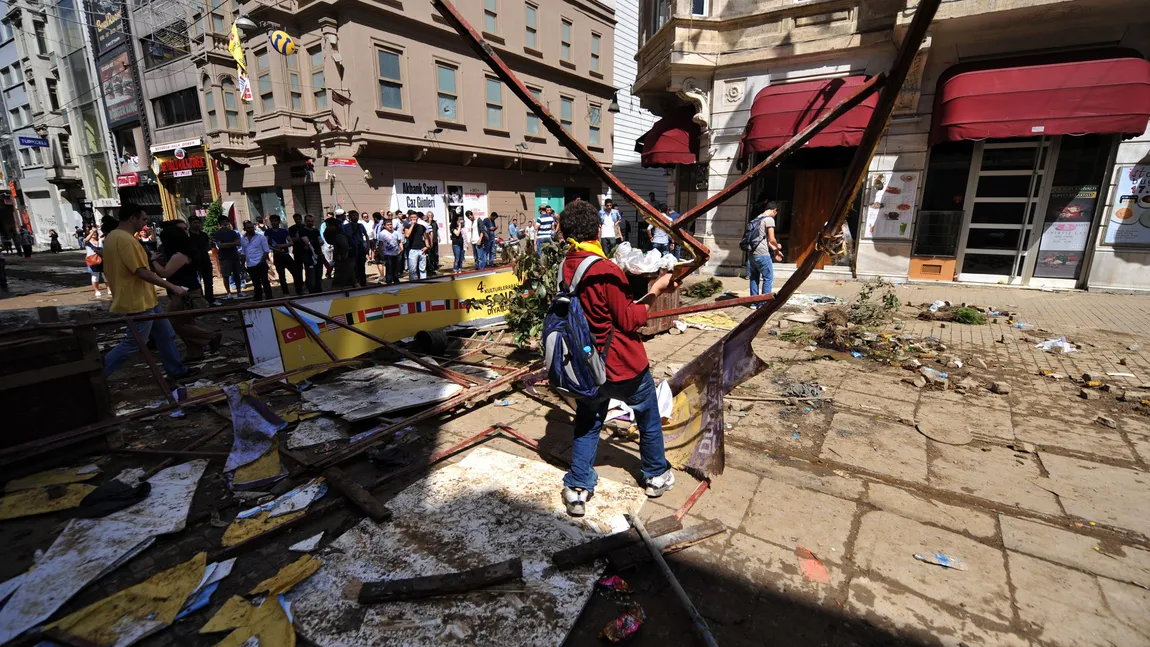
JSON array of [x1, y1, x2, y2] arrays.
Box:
[[919, 367, 948, 381], [597, 575, 633, 594], [783, 382, 824, 399], [914, 552, 967, 571], [1096, 415, 1118, 429], [796, 546, 830, 584], [0, 483, 97, 520], [1035, 337, 1077, 353], [223, 384, 288, 473], [285, 416, 348, 450], [1107, 372, 1136, 378], [928, 300, 947, 312], [223, 479, 327, 547], [599, 602, 646, 642], [249, 554, 323, 596]]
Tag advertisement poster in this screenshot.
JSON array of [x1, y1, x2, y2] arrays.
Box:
[[391, 179, 447, 235], [98, 47, 138, 127], [863, 171, 919, 240], [1034, 185, 1097, 279], [1103, 165, 1150, 246], [89, 0, 126, 54], [446, 182, 488, 226], [272, 270, 519, 371]]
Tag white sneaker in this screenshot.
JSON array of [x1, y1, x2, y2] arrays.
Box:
[[562, 486, 592, 517], [93, 290, 101, 297], [224, 293, 235, 300], [645, 470, 675, 498]]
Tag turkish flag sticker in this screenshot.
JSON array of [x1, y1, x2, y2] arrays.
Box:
[[282, 326, 306, 343]]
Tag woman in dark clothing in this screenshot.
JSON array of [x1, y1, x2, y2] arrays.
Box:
[[151, 223, 220, 361], [450, 215, 465, 273], [322, 217, 356, 288], [48, 229, 62, 253]]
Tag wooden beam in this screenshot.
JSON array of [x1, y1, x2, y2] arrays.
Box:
[[358, 558, 522, 604], [323, 467, 393, 522], [608, 518, 727, 570], [550, 514, 683, 570]]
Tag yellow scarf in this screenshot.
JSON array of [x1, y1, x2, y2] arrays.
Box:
[[567, 238, 606, 258]]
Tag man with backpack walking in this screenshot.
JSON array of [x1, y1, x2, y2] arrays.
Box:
[[546, 200, 678, 517], [740, 200, 782, 304]]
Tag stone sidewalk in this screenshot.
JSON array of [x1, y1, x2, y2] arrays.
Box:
[[461, 279, 1150, 646]]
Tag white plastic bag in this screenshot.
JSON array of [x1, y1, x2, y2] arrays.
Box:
[[656, 380, 674, 419], [1035, 337, 1077, 354]]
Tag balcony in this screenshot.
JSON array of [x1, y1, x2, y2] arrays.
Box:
[[206, 129, 256, 155], [44, 163, 82, 184], [192, 33, 236, 65]]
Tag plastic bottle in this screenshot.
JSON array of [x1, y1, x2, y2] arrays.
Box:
[[1011, 323, 1033, 330], [920, 366, 948, 381]]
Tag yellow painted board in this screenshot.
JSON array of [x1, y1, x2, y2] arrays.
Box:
[[0, 483, 97, 520]]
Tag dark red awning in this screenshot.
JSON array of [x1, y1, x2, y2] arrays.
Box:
[[637, 109, 700, 168], [738, 75, 877, 156], [931, 57, 1150, 145]]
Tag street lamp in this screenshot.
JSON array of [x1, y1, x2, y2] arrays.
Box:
[[608, 91, 621, 113]]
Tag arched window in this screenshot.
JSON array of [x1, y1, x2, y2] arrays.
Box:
[[220, 76, 240, 129], [202, 76, 217, 130]]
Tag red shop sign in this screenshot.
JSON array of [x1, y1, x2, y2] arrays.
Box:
[[116, 173, 139, 187], [328, 158, 357, 168], [159, 155, 206, 175]]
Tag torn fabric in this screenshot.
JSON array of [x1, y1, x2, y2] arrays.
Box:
[[224, 384, 288, 473]]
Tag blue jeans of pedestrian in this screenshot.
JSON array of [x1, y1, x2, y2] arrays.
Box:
[[104, 304, 188, 378], [408, 249, 427, 281], [484, 243, 495, 267], [472, 243, 485, 270], [600, 237, 616, 258], [565, 369, 672, 492], [652, 242, 670, 254], [748, 254, 774, 297], [452, 244, 465, 272]]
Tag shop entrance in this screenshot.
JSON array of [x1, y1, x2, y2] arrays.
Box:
[[792, 169, 842, 269]]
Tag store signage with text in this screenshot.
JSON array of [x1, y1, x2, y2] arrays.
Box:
[[327, 158, 357, 168], [17, 136, 49, 148], [159, 155, 206, 176], [116, 173, 139, 187], [150, 138, 202, 154]]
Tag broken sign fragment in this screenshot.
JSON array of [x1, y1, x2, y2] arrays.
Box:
[[200, 594, 296, 647], [288, 532, 324, 552], [223, 479, 327, 547], [0, 483, 97, 520], [249, 554, 323, 596], [301, 364, 465, 422], [3, 464, 100, 492], [223, 384, 288, 473], [285, 416, 348, 449], [599, 602, 646, 642]]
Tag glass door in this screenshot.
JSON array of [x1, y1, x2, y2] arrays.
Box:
[[955, 139, 1055, 284]]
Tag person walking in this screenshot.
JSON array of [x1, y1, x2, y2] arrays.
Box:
[[370, 212, 387, 283], [213, 219, 244, 298], [48, 229, 61, 253], [323, 216, 356, 288], [744, 200, 782, 303], [73, 226, 85, 249], [450, 215, 465, 272], [82, 225, 107, 298], [598, 199, 621, 257], [266, 214, 303, 296], [378, 218, 403, 284], [405, 212, 431, 281], [426, 211, 440, 275], [555, 200, 677, 517], [648, 204, 673, 254], [240, 220, 273, 301], [18, 227, 33, 257], [101, 203, 194, 380], [535, 205, 555, 254], [186, 216, 218, 305], [151, 223, 221, 361], [482, 212, 498, 267]]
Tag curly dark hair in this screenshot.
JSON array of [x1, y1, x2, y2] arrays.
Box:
[[559, 199, 599, 242]]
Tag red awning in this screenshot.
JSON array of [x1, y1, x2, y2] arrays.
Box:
[[738, 75, 878, 156], [931, 56, 1150, 145], [637, 109, 700, 167]]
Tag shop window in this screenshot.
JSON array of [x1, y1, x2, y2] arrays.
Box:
[[152, 87, 202, 128], [485, 77, 502, 128], [588, 103, 601, 146], [484, 0, 497, 34], [141, 21, 190, 69], [526, 86, 542, 135], [914, 140, 973, 257], [377, 47, 403, 111], [221, 77, 240, 129], [560, 96, 573, 132], [1033, 134, 1111, 280], [525, 4, 537, 49], [436, 63, 458, 121], [560, 19, 572, 61], [590, 33, 600, 72]]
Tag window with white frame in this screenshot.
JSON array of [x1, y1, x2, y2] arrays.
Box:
[[590, 33, 600, 72], [525, 3, 537, 49], [560, 19, 572, 61], [691, 0, 706, 15], [203, 78, 217, 129], [485, 77, 502, 128], [309, 47, 327, 110], [436, 62, 458, 121], [560, 96, 573, 132], [221, 77, 240, 128], [377, 47, 403, 111]]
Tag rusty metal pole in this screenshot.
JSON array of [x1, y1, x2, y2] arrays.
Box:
[[284, 303, 340, 362]]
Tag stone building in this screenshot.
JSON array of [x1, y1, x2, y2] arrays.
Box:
[[633, 0, 1150, 291]]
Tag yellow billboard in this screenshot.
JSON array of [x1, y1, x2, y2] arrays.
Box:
[[273, 270, 519, 371]]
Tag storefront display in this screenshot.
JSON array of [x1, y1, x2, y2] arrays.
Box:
[[151, 138, 218, 221], [1103, 165, 1150, 246], [863, 171, 919, 240], [1035, 185, 1097, 278]]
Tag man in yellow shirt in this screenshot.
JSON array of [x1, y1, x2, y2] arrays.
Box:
[[103, 203, 195, 379]]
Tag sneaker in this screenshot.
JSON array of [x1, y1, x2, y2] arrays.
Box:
[[224, 293, 235, 300], [645, 470, 675, 498], [562, 486, 592, 517], [211, 300, 223, 307]]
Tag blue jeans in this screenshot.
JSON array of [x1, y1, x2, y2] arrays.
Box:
[[748, 254, 774, 296], [452, 244, 465, 272], [472, 243, 485, 270], [565, 370, 672, 492], [600, 237, 616, 258], [484, 243, 495, 267], [536, 239, 549, 255], [408, 249, 427, 281], [652, 242, 670, 254], [104, 304, 188, 378]]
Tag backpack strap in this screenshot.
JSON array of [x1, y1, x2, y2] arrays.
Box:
[[568, 256, 602, 292]]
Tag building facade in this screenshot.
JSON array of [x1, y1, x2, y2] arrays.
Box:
[[0, 7, 26, 239], [184, 0, 616, 236], [633, 0, 1150, 291]]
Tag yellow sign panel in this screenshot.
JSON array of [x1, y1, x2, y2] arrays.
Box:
[[273, 271, 519, 371]]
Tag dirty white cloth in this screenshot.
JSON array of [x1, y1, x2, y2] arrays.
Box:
[[224, 385, 288, 473]]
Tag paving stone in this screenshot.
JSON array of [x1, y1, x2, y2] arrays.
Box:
[[830, 388, 917, 421], [1000, 515, 1150, 583], [743, 477, 856, 564], [654, 467, 759, 530], [930, 387, 1011, 411], [836, 370, 922, 403], [866, 482, 997, 540], [1129, 433, 1150, 465], [1013, 416, 1135, 462], [1041, 453, 1150, 536], [1009, 551, 1144, 647], [1097, 577, 1150, 640], [852, 511, 1012, 622], [822, 412, 928, 483], [916, 395, 1014, 442], [727, 402, 828, 455], [1115, 415, 1150, 436], [847, 576, 1031, 647], [730, 455, 866, 501], [928, 443, 1062, 515], [722, 532, 846, 606]]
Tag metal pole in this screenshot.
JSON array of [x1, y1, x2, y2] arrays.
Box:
[[630, 513, 719, 647]]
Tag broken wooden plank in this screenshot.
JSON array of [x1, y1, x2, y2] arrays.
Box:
[[322, 468, 393, 522], [551, 515, 682, 570], [358, 557, 523, 604], [608, 518, 727, 570]]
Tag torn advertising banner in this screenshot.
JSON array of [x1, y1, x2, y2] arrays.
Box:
[[249, 270, 520, 372], [664, 307, 771, 478]]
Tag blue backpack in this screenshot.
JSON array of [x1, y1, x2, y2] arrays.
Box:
[[543, 256, 614, 399]]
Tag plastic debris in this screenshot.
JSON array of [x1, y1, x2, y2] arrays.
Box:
[[928, 300, 947, 312], [1011, 323, 1034, 330], [1035, 337, 1077, 354], [612, 242, 677, 274], [796, 546, 830, 584], [289, 532, 324, 553], [850, 351, 864, 358], [914, 552, 967, 571], [237, 479, 327, 520], [783, 382, 824, 399], [599, 602, 646, 642], [597, 575, 632, 594], [496, 399, 517, 407], [919, 367, 948, 381]]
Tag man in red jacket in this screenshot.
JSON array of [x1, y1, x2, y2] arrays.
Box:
[[558, 200, 678, 517]]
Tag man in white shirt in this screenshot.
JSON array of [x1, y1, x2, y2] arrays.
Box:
[[240, 220, 273, 300], [598, 199, 621, 257], [464, 211, 484, 270], [647, 204, 673, 254]]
